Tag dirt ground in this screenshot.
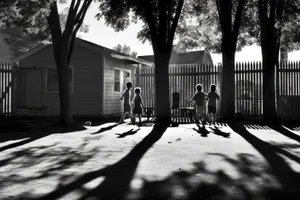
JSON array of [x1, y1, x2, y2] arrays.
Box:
[[1, 118, 300, 200]]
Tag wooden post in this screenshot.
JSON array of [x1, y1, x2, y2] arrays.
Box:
[[136, 64, 140, 87], [275, 61, 280, 118]]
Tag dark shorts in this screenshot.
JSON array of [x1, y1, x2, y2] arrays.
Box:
[[123, 103, 131, 112], [133, 106, 142, 114], [208, 106, 216, 114]]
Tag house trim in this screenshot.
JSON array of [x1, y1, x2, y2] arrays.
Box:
[[13, 38, 153, 67]]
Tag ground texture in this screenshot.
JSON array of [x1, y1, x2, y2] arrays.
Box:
[[1, 118, 300, 200]]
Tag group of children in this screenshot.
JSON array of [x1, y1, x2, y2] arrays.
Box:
[[119, 81, 144, 126], [189, 84, 221, 125], [119, 81, 221, 126]]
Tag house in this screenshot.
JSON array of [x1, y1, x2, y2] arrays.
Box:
[[138, 49, 214, 65], [13, 38, 152, 117]]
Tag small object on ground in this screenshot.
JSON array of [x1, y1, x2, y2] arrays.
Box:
[[176, 137, 181, 141], [84, 121, 92, 126], [178, 168, 181, 170], [168, 141, 172, 144]]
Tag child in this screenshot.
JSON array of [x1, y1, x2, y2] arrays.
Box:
[[189, 84, 207, 124], [119, 81, 133, 123], [132, 87, 144, 126], [207, 84, 221, 125]]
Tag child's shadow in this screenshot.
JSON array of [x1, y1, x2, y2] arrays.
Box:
[[210, 126, 231, 138], [193, 124, 210, 137], [116, 128, 140, 138]]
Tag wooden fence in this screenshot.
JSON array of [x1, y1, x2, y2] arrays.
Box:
[[277, 61, 300, 119], [137, 61, 300, 119], [0, 61, 15, 116]]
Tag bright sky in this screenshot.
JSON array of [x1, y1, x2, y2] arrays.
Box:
[[61, 2, 300, 64]]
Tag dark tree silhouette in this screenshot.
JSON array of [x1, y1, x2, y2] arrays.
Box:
[[2, 0, 93, 126], [258, 0, 300, 124], [175, 0, 251, 121], [98, 0, 184, 126]]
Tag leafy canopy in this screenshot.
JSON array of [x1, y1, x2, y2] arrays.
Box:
[[113, 44, 137, 57], [0, 0, 89, 54]]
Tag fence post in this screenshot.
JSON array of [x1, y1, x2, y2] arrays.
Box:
[[276, 61, 280, 117], [136, 64, 140, 87]]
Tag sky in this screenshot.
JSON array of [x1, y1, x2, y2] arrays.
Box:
[[60, 2, 300, 64]]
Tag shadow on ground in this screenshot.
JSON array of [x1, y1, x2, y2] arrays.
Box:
[[116, 128, 141, 138], [19, 125, 168, 200], [2, 120, 300, 200], [0, 123, 87, 153]]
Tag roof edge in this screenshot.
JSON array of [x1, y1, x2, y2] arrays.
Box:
[[12, 44, 48, 62]]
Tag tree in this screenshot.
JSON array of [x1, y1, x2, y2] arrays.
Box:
[[1, 28, 48, 57], [257, 0, 300, 123], [113, 44, 137, 57], [3, 0, 93, 126], [98, 0, 184, 127], [215, 0, 248, 121], [176, 0, 250, 121]]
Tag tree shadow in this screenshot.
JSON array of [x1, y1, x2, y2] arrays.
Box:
[[209, 126, 231, 138], [0, 141, 99, 191], [116, 128, 140, 138], [228, 123, 300, 194], [193, 124, 210, 137], [134, 149, 300, 200], [0, 123, 86, 153], [91, 123, 119, 135], [270, 125, 300, 143], [25, 124, 168, 200]]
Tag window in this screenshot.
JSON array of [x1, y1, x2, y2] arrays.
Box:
[[46, 67, 73, 92], [114, 69, 121, 92]]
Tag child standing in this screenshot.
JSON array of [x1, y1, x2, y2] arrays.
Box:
[[189, 84, 207, 124], [119, 81, 133, 123], [207, 84, 221, 125], [132, 87, 144, 126]]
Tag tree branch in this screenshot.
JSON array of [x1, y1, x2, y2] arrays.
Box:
[[46, 1, 62, 63], [158, 0, 167, 46], [232, 0, 247, 45], [141, 1, 158, 51], [65, 0, 78, 34], [75, 0, 91, 23], [168, 0, 184, 48]]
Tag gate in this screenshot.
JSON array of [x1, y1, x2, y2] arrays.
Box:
[[0, 61, 16, 116]]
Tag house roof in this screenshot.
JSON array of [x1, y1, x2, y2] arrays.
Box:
[[13, 38, 153, 66], [0, 27, 23, 37], [139, 50, 212, 65]]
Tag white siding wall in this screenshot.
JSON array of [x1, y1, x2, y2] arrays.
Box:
[[103, 57, 135, 115], [17, 44, 104, 116]]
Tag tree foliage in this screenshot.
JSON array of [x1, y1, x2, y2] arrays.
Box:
[[175, 0, 257, 53], [113, 44, 137, 57], [0, 1, 90, 58]]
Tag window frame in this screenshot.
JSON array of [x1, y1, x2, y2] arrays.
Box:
[[45, 66, 74, 94], [113, 68, 131, 94], [113, 68, 122, 93]]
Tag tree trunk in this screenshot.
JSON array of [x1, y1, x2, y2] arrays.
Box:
[[220, 43, 236, 121], [54, 45, 74, 126], [153, 52, 171, 127], [262, 48, 278, 124]]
